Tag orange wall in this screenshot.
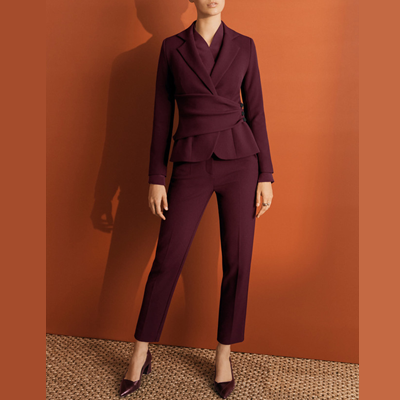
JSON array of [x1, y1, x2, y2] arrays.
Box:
[[47, 0, 358, 363]]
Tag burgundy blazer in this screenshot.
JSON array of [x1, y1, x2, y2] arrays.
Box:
[[148, 20, 274, 186]]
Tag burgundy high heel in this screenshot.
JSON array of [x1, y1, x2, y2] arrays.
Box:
[[214, 355, 235, 399], [119, 349, 152, 397]]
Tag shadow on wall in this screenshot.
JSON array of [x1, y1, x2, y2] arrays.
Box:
[[91, 1, 221, 342]]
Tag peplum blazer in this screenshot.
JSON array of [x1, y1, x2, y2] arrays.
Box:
[[148, 20, 274, 186]]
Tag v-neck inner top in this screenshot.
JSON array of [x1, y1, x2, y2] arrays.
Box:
[[193, 21, 224, 75]]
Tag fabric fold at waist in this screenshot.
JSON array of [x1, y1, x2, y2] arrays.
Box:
[[173, 93, 244, 140]]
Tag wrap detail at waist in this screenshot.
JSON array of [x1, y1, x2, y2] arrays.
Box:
[[173, 93, 247, 140]]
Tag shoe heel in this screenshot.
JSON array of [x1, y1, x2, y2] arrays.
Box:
[[143, 362, 151, 374]]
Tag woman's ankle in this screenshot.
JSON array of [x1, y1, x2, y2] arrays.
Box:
[[134, 340, 149, 354], [216, 342, 231, 356]]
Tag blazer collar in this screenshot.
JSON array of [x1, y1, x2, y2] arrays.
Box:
[[176, 20, 240, 95]]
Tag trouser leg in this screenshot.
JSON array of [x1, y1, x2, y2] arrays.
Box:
[[214, 154, 259, 344], [134, 164, 213, 342]]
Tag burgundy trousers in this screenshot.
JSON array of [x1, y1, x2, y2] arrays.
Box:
[[134, 153, 259, 344]]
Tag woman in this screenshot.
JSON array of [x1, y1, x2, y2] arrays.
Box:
[[120, 1, 274, 398]]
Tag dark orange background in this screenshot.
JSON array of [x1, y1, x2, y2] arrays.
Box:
[[46, 0, 358, 363], [12, 0, 400, 399]]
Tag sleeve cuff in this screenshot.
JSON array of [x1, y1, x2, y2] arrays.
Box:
[[258, 172, 274, 183], [148, 175, 166, 186]]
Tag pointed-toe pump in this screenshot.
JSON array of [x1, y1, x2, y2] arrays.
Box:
[[214, 355, 235, 399], [119, 349, 152, 397]]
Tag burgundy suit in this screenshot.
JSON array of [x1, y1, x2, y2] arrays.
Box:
[[134, 20, 274, 345], [148, 19, 274, 186]]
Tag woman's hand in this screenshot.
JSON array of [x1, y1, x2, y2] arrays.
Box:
[[148, 184, 169, 220], [255, 182, 273, 218]]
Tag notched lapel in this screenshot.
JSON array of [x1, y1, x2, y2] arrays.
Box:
[[210, 22, 240, 89], [176, 20, 240, 96], [177, 34, 216, 95]]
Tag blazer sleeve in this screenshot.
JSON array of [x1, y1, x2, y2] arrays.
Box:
[[148, 39, 176, 186], [241, 38, 274, 183]]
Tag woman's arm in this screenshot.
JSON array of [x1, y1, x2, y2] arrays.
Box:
[[148, 39, 176, 186], [241, 38, 274, 183]]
